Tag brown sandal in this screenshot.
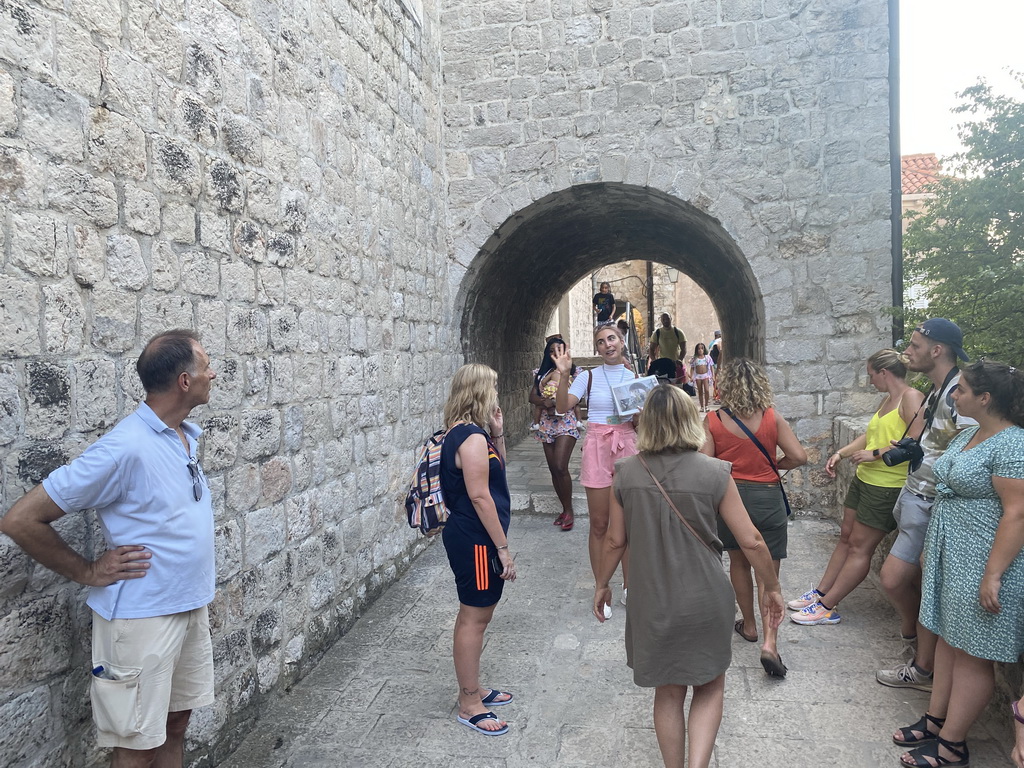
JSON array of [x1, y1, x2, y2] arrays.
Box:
[[734, 619, 758, 642]]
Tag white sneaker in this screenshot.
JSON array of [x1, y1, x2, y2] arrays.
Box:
[[620, 587, 627, 606]]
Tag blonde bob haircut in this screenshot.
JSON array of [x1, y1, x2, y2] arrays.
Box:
[[636, 384, 705, 453], [717, 358, 774, 414], [444, 364, 499, 430]]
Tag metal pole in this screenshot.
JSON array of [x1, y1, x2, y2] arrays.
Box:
[[646, 260, 654, 347], [889, 0, 904, 345]]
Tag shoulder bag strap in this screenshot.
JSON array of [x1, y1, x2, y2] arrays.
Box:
[[718, 408, 793, 517], [637, 454, 717, 555]]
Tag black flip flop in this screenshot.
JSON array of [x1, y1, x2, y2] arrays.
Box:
[[760, 651, 788, 678], [734, 619, 758, 643]]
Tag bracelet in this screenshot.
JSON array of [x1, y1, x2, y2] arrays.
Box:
[[1013, 698, 1024, 725], [491, 433, 504, 439], [835, 452, 844, 460], [496, 545, 508, 550]]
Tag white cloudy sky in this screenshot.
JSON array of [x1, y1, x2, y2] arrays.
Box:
[[900, 0, 1023, 160]]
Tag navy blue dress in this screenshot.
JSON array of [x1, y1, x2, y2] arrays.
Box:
[[440, 424, 511, 607]]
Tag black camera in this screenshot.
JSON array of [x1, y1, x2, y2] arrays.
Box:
[[882, 437, 925, 472]]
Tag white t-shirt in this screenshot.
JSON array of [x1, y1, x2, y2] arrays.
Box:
[[43, 403, 215, 620], [569, 365, 637, 425]]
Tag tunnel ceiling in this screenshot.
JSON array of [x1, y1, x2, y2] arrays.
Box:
[[459, 182, 764, 364]]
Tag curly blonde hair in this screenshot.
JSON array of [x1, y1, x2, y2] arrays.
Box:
[[717, 358, 773, 414], [444, 364, 498, 430], [636, 384, 705, 453]]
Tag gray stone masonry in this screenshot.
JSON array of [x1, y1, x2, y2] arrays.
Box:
[[2, 0, 450, 764], [444, 0, 895, 520]]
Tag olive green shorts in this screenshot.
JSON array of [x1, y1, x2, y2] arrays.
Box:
[[843, 475, 901, 533]]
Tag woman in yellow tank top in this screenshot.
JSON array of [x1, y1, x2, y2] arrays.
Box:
[[788, 350, 926, 626]]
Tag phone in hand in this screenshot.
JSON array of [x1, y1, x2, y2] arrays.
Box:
[[490, 554, 503, 575]]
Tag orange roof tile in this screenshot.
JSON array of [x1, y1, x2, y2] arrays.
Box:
[[902, 153, 941, 195]]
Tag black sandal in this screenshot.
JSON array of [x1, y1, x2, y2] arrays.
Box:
[[899, 735, 969, 768], [893, 712, 946, 747]]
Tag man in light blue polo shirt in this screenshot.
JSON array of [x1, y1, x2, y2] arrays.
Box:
[[1, 329, 217, 767]]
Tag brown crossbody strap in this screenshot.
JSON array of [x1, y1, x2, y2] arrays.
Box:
[[636, 454, 717, 555]]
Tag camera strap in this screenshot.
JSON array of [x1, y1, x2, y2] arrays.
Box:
[[898, 366, 959, 441]]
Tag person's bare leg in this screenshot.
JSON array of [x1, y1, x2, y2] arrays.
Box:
[[653, 684, 687, 768], [818, 523, 888, 608], [687, 674, 725, 768], [937, 649, 994, 744], [728, 550, 757, 639], [758, 560, 782, 657], [453, 603, 505, 731], [585, 486, 611, 581], [152, 710, 191, 768], [815, 506, 857, 595], [880, 554, 923, 641], [544, 438, 576, 524]]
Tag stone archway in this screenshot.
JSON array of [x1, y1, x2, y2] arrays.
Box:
[[456, 182, 763, 440]]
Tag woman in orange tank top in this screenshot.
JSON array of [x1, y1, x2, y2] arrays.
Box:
[[700, 359, 807, 677]]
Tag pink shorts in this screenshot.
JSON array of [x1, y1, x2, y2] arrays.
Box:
[[580, 422, 638, 489]]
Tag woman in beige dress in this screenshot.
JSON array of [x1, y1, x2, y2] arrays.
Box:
[[593, 384, 784, 768]]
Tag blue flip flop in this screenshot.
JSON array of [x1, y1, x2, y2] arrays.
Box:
[[481, 689, 513, 706], [456, 712, 509, 736]]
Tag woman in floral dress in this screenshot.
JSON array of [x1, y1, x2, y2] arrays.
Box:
[[529, 336, 580, 531], [896, 360, 1024, 768]]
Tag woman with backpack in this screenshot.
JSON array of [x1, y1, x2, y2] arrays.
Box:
[[699, 358, 807, 677], [553, 323, 639, 613], [439, 364, 517, 736]]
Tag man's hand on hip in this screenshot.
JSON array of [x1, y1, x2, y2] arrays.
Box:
[[86, 545, 151, 587]]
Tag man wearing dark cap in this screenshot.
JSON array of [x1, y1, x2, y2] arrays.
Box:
[[874, 319, 976, 693]]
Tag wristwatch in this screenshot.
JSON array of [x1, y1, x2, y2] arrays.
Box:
[[872, 449, 880, 458]]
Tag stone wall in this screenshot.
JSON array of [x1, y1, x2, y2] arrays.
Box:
[[444, 0, 895, 515], [0, 0, 449, 765]]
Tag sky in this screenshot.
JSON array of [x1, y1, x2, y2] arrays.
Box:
[[900, 0, 1023, 161]]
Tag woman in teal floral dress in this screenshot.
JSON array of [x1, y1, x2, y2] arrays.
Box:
[[897, 360, 1024, 768]]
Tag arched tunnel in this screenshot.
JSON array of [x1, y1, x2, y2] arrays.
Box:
[[456, 182, 766, 442]]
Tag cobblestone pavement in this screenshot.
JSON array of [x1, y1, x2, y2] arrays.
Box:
[[220, 438, 1015, 768]]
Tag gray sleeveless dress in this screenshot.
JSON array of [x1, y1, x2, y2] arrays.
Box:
[[613, 451, 735, 686]]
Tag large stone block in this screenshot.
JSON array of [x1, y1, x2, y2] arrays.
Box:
[[0, 594, 73, 688], [43, 284, 85, 355], [10, 211, 69, 278], [0, 279, 41, 356], [0, 687, 54, 766], [88, 106, 147, 179], [73, 358, 118, 432], [47, 166, 118, 228], [24, 361, 71, 439], [107, 234, 149, 290]]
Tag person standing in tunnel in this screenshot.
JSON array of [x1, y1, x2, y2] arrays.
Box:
[[529, 336, 581, 531], [593, 281, 616, 325], [553, 324, 639, 613]]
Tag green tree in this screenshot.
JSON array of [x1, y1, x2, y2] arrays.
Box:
[[902, 75, 1024, 364]]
